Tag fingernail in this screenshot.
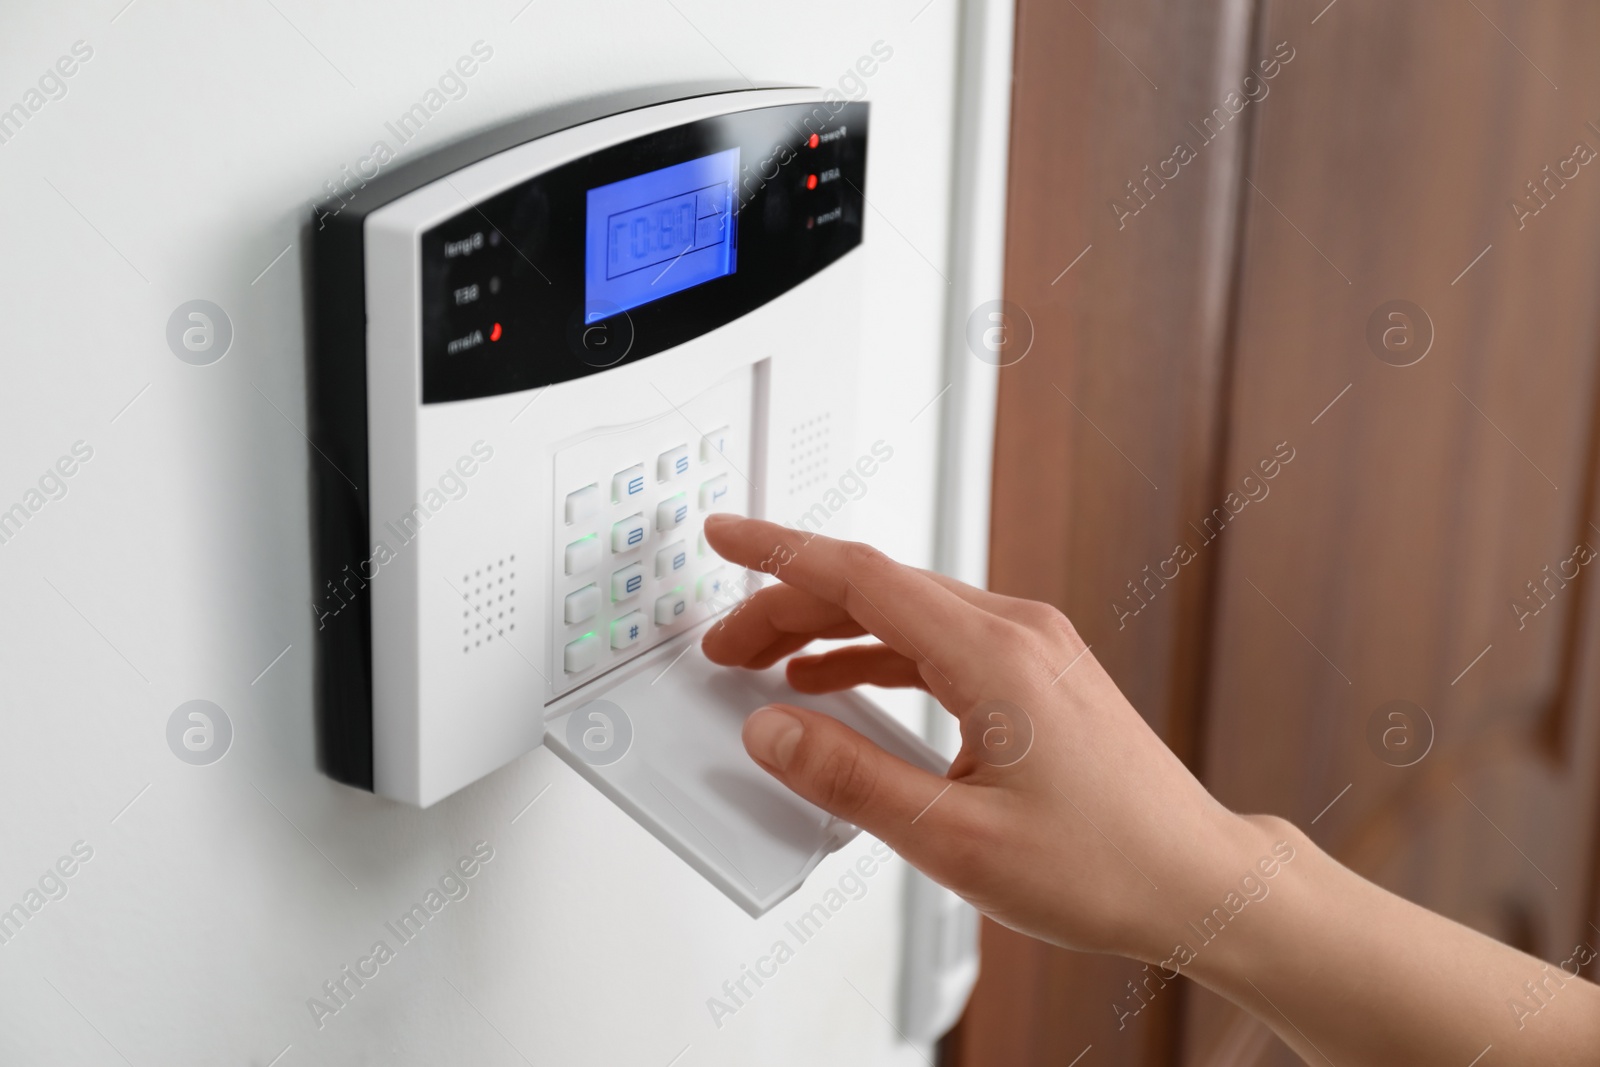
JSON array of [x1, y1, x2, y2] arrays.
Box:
[[744, 706, 803, 770], [704, 513, 737, 528]]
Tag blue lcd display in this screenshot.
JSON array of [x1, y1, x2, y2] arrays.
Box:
[[584, 148, 739, 322]]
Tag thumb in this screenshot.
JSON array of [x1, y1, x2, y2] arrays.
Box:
[[742, 703, 965, 855]]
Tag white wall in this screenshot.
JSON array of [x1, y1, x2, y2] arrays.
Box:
[[0, 1, 968, 1064]]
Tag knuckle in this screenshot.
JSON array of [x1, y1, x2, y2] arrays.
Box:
[[840, 539, 888, 577], [1007, 629, 1070, 692], [807, 739, 879, 818], [1025, 601, 1080, 645]]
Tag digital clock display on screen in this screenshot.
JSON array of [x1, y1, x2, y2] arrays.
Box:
[[584, 148, 739, 322]]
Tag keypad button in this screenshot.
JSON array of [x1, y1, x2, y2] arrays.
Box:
[[655, 589, 689, 625], [563, 584, 600, 624], [611, 464, 646, 503], [698, 530, 709, 557], [611, 513, 648, 552], [656, 493, 689, 532], [564, 535, 601, 575], [657, 444, 690, 482], [697, 567, 730, 604], [700, 426, 731, 462], [564, 484, 599, 524], [611, 610, 647, 650], [611, 563, 645, 602], [656, 539, 689, 578], [564, 632, 600, 673], [699, 475, 729, 511]]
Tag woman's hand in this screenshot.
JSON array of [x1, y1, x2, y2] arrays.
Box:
[[699, 513, 1264, 963]]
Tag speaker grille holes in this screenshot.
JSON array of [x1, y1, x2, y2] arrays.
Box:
[[787, 413, 833, 495], [461, 555, 517, 653]]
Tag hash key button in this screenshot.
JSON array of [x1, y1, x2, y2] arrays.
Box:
[[611, 610, 647, 650]]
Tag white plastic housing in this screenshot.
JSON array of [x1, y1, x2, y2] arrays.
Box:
[[360, 89, 879, 808]]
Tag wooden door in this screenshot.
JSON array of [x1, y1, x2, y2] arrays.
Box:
[[945, 2, 1600, 1064]]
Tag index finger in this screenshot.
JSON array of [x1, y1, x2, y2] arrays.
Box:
[[702, 514, 990, 687]]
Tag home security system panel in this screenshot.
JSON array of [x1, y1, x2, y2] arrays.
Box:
[[310, 86, 944, 914]]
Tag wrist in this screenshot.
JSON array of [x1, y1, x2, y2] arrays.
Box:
[[1170, 814, 1318, 988], [1125, 812, 1314, 980]]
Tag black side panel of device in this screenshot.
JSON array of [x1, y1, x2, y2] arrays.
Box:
[[308, 81, 771, 793], [310, 212, 375, 791]]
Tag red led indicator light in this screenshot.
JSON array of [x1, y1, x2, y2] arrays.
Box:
[[807, 133, 819, 149], [806, 173, 818, 190], [489, 322, 502, 342]]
